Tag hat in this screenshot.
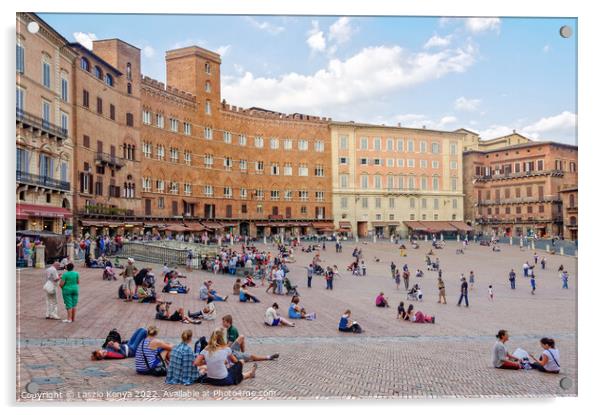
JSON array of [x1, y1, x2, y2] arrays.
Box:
[[127, 258, 134, 263]]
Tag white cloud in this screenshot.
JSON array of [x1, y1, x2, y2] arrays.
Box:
[[424, 34, 452, 49], [454, 96, 482, 112], [543, 44, 551, 53], [328, 17, 353, 44], [217, 45, 231, 56], [439, 115, 458, 125], [244, 17, 284, 35], [222, 44, 477, 115], [142, 46, 155, 58], [73, 32, 97, 50], [388, 113, 459, 130], [522, 111, 576, 140], [465, 18, 501, 34], [307, 20, 326, 52], [477, 111, 577, 143]]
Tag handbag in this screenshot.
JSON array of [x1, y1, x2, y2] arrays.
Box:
[[43, 280, 56, 294], [141, 344, 167, 377]]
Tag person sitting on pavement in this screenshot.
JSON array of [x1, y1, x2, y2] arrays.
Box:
[[264, 303, 295, 327], [91, 327, 148, 360], [375, 292, 390, 308], [193, 328, 257, 386], [187, 298, 217, 321], [233, 278, 242, 295], [221, 314, 279, 363], [492, 329, 522, 370], [155, 303, 202, 324], [287, 295, 316, 320], [200, 280, 228, 302], [165, 329, 203, 385], [134, 326, 173, 375], [405, 304, 435, 323], [397, 302, 407, 320], [528, 337, 561, 374], [239, 285, 261, 303], [338, 309, 362, 333]]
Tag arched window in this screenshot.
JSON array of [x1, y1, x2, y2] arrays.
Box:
[[126, 63, 132, 80], [127, 83, 132, 95], [105, 73, 114, 86], [94, 66, 103, 79], [80, 57, 90, 71]]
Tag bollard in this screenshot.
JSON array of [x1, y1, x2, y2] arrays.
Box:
[[424, 235, 428, 242], [440, 233, 444, 241], [560, 246, 564, 256], [519, 239, 523, 248], [546, 244, 550, 252], [373, 235, 377, 244], [67, 242, 75, 261], [509, 237, 513, 245], [355, 235, 359, 243], [35, 244, 45, 269], [531, 240, 535, 250], [457, 234, 460, 242], [263, 236, 267, 245]]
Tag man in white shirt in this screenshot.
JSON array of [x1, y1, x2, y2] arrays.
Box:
[[44, 262, 61, 320]]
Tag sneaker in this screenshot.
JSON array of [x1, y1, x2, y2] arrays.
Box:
[[223, 296, 229, 302], [62, 319, 72, 323], [269, 353, 280, 360], [431, 316, 435, 324]]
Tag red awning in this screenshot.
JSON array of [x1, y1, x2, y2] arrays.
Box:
[[17, 203, 72, 219], [339, 221, 352, 229], [403, 221, 428, 231], [312, 222, 334, 229], [184, 222, 205, 232], [202, 222, 223, 230], [449, 221, 473, 232], [419, 221, 457, 232], [165, 224, 189, 232]]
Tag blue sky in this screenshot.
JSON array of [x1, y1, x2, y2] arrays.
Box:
[[39, 14, 577, 143]]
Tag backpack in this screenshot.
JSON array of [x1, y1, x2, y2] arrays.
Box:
[[118, 285, 126, 299], [102, 328, 122, 348], [194, 336, 208, 354]]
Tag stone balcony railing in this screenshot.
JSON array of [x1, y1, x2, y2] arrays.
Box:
[[474, 169, 564, 182], [16, 170, 70, 192], [16, 108, 68, 141]]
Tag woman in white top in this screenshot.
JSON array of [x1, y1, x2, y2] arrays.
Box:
[[264, 303, 295, 327], [194, 328, 257, 386], [529, 337, 560, 374]]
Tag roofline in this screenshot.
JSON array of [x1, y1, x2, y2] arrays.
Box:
[[329, 121, 466, 136], [68, 42, 123, 76], [454, 127, 479, 135], [558, 186, 578, 193], [463, 140, 578, 155], [19, 13, 78, 59], [93, 38, 141, 51]]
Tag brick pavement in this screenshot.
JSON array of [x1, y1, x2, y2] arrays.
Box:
[[16, 240, 577, 401]]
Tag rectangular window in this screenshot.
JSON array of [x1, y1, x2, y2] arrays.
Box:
[[184, 122, 192, 136], [205, 101, 211, 115], [315, 140, 325, 152], [360, 137, 368, 150], [451, 177, 458, 192], [204, 127, 213, 140], [60, 112, 68, 134], [374, 175, 382, 189], [184, 151, 192, 166], [126, 113, 133, 127], [283, 138, 293, 150], [420, 140, 427, 153], [420, 159, 427, 168], [375, 198, 381, 209], [42, 61, 51, 88], [270, 190, 280, 201], [170, 118, 178, 132], [298, 164, 308, 176], [397, 159, 404, 168], [42, 100, 51, 125], [156, 114, 164, 128], [110, 104, 116, 121], [298, 139, 308, 151], [16, 44, 25, 73], [224, 187, 233, 199], [360, 175, 369, 189], [96, 97, 103, 115], [270, 137, 279, 149], [421, 198, 427, 209], [284, 190, 293, 201], [339, 136, 348, 150], [16, 87, 24, 112], [156, 145, 165, 161], [450, 142, 457, 155], [339, 157, 347, 165], [361, 198, 368, 209], [450, 160, 458, 169], [452, 199, 458, 209], [396, 139, 404, 152], [270, 163, 279, 175], [433, 176, 439, 191], [83, 90, 89, 108], [142, 110, 151, 124], [340, 174, 348, 188], [239, 134, 247, 146], [239, 160, 247, 171], [254, 136, 264, 148], [204, 154, 214, 168], [314, 165, 325, 177], [373, 137, 381, 151], [340, 197, 348, 209], [434, 199, 440, 210], [407, 159, 415, 168], [240, 188, 248, 199], [386, 138, 394, 151], [407, 140, 414, 153], [61, 78, 68, 102], [223, 131, 232, 143], [255, 160, 264, 173]]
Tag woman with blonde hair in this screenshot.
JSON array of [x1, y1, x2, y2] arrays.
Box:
[[135, 326, 173, 376], [194, 328, 257, 386]]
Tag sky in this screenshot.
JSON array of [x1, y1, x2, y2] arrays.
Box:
[[39, 14, 577, 144]]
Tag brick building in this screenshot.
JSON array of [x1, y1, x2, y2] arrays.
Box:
[[330, 122, 466, 238], [559, 186, 578, 241], [16, 13, 76, 234], [70, 39, 143, 236], [463, 141, 578, 238]]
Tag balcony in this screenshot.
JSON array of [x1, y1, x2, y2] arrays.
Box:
[[476, 195, 561, 206], [476, 215, 562, 225], [80, 205, 134, 217], [16, 109, 68, 141], [474, 170, 564, 182], [95, 152, 126, 169], [16, 170, 70, 192]]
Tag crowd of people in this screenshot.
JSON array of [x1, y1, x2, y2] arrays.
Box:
[[39, 232, 571, 390]]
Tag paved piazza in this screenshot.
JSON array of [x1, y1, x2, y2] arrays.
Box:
[[16, 240, 577, 401]]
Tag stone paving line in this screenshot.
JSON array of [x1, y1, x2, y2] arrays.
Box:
[[16, 240, 578, 401]]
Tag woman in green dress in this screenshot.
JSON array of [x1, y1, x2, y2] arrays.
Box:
[[59, 262, 80, 323]]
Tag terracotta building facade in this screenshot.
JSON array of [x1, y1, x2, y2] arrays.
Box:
[[16, 13, 76, 234], [330, 122, 466, 238], [559, 186, 578, 241], [463, 141, 578, 238]]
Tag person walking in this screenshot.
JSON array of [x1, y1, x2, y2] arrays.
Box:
[[530, 273, 537, 295], [509, 269, 516, 290], [394, 269, 401, 290], [523, 261, 530, 277], [437, 276, 446, 304], [457, 277, 469, 307], [43, 262, 61, 320], [59, 262, 80, 323], [469, 271, 475, 291], [306, 263, 313, 288], [561, 271, 569, 289], [325, 268, 334, 290], [541, 257, 546, 270], [403, 270, 410, 291]]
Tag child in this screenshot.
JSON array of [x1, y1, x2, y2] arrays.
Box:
[[488, 285, 494, 301], [361, 261, 367, 276]]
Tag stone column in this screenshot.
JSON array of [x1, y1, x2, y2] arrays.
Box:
[[67, 242, 75, 261], [35, 244, 45, 268], [90, 240, 97, 260]]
